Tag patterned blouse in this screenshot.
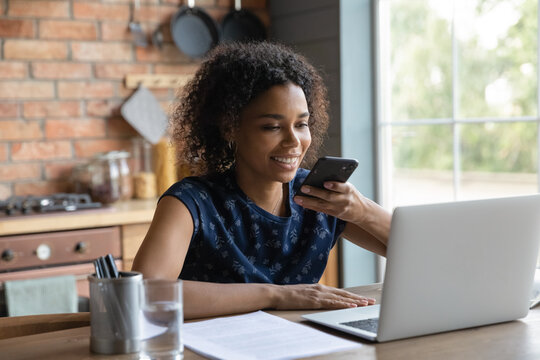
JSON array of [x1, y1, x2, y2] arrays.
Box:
[[161, 168, 347, 284]]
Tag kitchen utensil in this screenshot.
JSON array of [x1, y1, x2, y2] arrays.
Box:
[[105, 254, 119, 279], [151, 3, 164, 50], [152, 26, 164, 49], [221, 0, 266, 43], [129, 0, 148, 47], [120, 86, 167, 145], [170, 0, 220, 58]]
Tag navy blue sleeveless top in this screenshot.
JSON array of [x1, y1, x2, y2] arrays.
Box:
[[161, 168, 347, 284]]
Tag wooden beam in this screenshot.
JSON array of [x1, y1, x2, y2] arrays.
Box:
[[124, 74, 193, 89]]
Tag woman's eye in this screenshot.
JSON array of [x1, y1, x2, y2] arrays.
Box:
[[296, 122, 309, 128], [263, 125, 280, 131]]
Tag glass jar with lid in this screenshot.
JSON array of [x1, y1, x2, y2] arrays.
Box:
[[89, 152, 122, 204], [116, 150, 133, 201]]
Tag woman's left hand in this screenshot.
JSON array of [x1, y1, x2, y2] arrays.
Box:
[[293, 181, 366, 225]]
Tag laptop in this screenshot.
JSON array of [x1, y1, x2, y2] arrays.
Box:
[[302, 194, 540, 342]]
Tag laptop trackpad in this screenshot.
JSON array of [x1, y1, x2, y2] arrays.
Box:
[[302, 304, 380, 328], [340, 318, 379, 333]]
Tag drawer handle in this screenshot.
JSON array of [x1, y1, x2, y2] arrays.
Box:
[[75, 241, 88, 254], [1, 249, 14, 262]]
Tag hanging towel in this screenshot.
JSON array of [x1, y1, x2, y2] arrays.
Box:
[[4, 275, 78, 316]]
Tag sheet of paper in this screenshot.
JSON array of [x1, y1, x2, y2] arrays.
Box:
[[183, 311, 362, 360]]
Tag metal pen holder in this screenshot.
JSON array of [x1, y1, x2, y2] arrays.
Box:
[[88, 271, 143, 354]]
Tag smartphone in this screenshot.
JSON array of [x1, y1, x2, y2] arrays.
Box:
[[297, 156, 358, 196]]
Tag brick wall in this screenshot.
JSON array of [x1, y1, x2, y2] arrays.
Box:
[[0, 0, 268, 199]]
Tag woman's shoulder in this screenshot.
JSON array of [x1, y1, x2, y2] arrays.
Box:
[[163, 171, 233, 199]]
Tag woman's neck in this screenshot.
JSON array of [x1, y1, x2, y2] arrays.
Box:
[[234, 169, 287, 216]]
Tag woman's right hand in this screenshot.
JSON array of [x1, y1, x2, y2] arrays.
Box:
[[270, 283, 376, 310]]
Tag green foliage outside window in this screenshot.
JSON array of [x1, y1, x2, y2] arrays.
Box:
[[388, 0, 538, 174]]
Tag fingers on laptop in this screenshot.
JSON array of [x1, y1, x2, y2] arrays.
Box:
[[314, 285, 375, 309], [332, 288, 376, 308]]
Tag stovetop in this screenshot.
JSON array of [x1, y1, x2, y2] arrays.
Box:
[[0, 193, 102, 216]]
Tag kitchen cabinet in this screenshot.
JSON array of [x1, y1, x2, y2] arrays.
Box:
[[0, 199, 155, 302], [0, 198, 339, 294]]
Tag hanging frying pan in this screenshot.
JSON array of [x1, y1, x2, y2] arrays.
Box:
[[221, 0, 266, 43], [171, 0, 220, 58]]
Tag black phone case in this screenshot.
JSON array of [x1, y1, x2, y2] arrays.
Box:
[[297, 156, 358, 196]]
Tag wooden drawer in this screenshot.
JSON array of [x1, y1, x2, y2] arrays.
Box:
[[0, 227, 121, 272]]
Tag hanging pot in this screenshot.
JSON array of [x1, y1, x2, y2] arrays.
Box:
[[170, 0, 220, 59], [221, 0, 266, 43]]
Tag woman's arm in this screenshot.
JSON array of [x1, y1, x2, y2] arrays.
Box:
[[131, 196, 193, 279], [293, 182, 391, 257], [132, 196, 375, 319], [182, 281, 374, 319]]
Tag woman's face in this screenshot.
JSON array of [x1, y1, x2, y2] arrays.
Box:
[[234, 82, 311, 185]]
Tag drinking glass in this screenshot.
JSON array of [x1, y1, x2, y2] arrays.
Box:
[[140, 279, 183, 360]]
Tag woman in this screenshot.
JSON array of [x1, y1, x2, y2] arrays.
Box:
[[132, 42, 391, 319]]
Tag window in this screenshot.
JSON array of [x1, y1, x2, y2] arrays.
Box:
[[375, 0, 539, 209]]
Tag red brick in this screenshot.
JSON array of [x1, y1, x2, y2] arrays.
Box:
[[135, 43, 189, 63], [0, 120, 42, 140], [103, 0, 160, 3], [39, 20, 97, 40], [32, 62, 92, 79], [100, 21, 135, 41], [44, 161, 78, 180], [0, 144, 8, 162], [74, 139, 132, 158], [0, 81, 55, 100], [73, 2, 130, 21], [4, 40, 67, 60], [11, 141, 72, 161], [24, 101, 81, 118], [107, 117, 138, 137], [46, 118, 106, 139], [135, 5, 177, 23], [58, 81, 115, 99], [72, 42, 132, 62], [154, 64, 200, 75], [0, 103, 19, 118], [86, 100, 122, 117], [8, 0, 70, 18], [95, 63, 149, 80], [0, 62, 28, 79], [14, 181, 71, 196], [0, 19, 35, 38], [0, 163, 41, 181], [0, 184, 11, 199]]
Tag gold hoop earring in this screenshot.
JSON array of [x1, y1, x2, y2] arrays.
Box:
[[228, 141, 236, 154]]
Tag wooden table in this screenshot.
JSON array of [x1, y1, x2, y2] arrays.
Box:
[[1, 283, 540, 359]]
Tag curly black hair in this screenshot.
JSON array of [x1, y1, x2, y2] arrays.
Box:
[[170, 41, 329, 175]]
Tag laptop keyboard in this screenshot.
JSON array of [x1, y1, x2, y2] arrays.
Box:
[[340, 318, 379, 333]]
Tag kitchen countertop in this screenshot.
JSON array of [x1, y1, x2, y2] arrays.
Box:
[[0, 199, 157, 236]]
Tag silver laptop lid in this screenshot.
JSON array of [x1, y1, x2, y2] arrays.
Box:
[[378, 194, 540, 342]]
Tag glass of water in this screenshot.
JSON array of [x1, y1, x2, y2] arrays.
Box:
[[140, 279, 183, 360]]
